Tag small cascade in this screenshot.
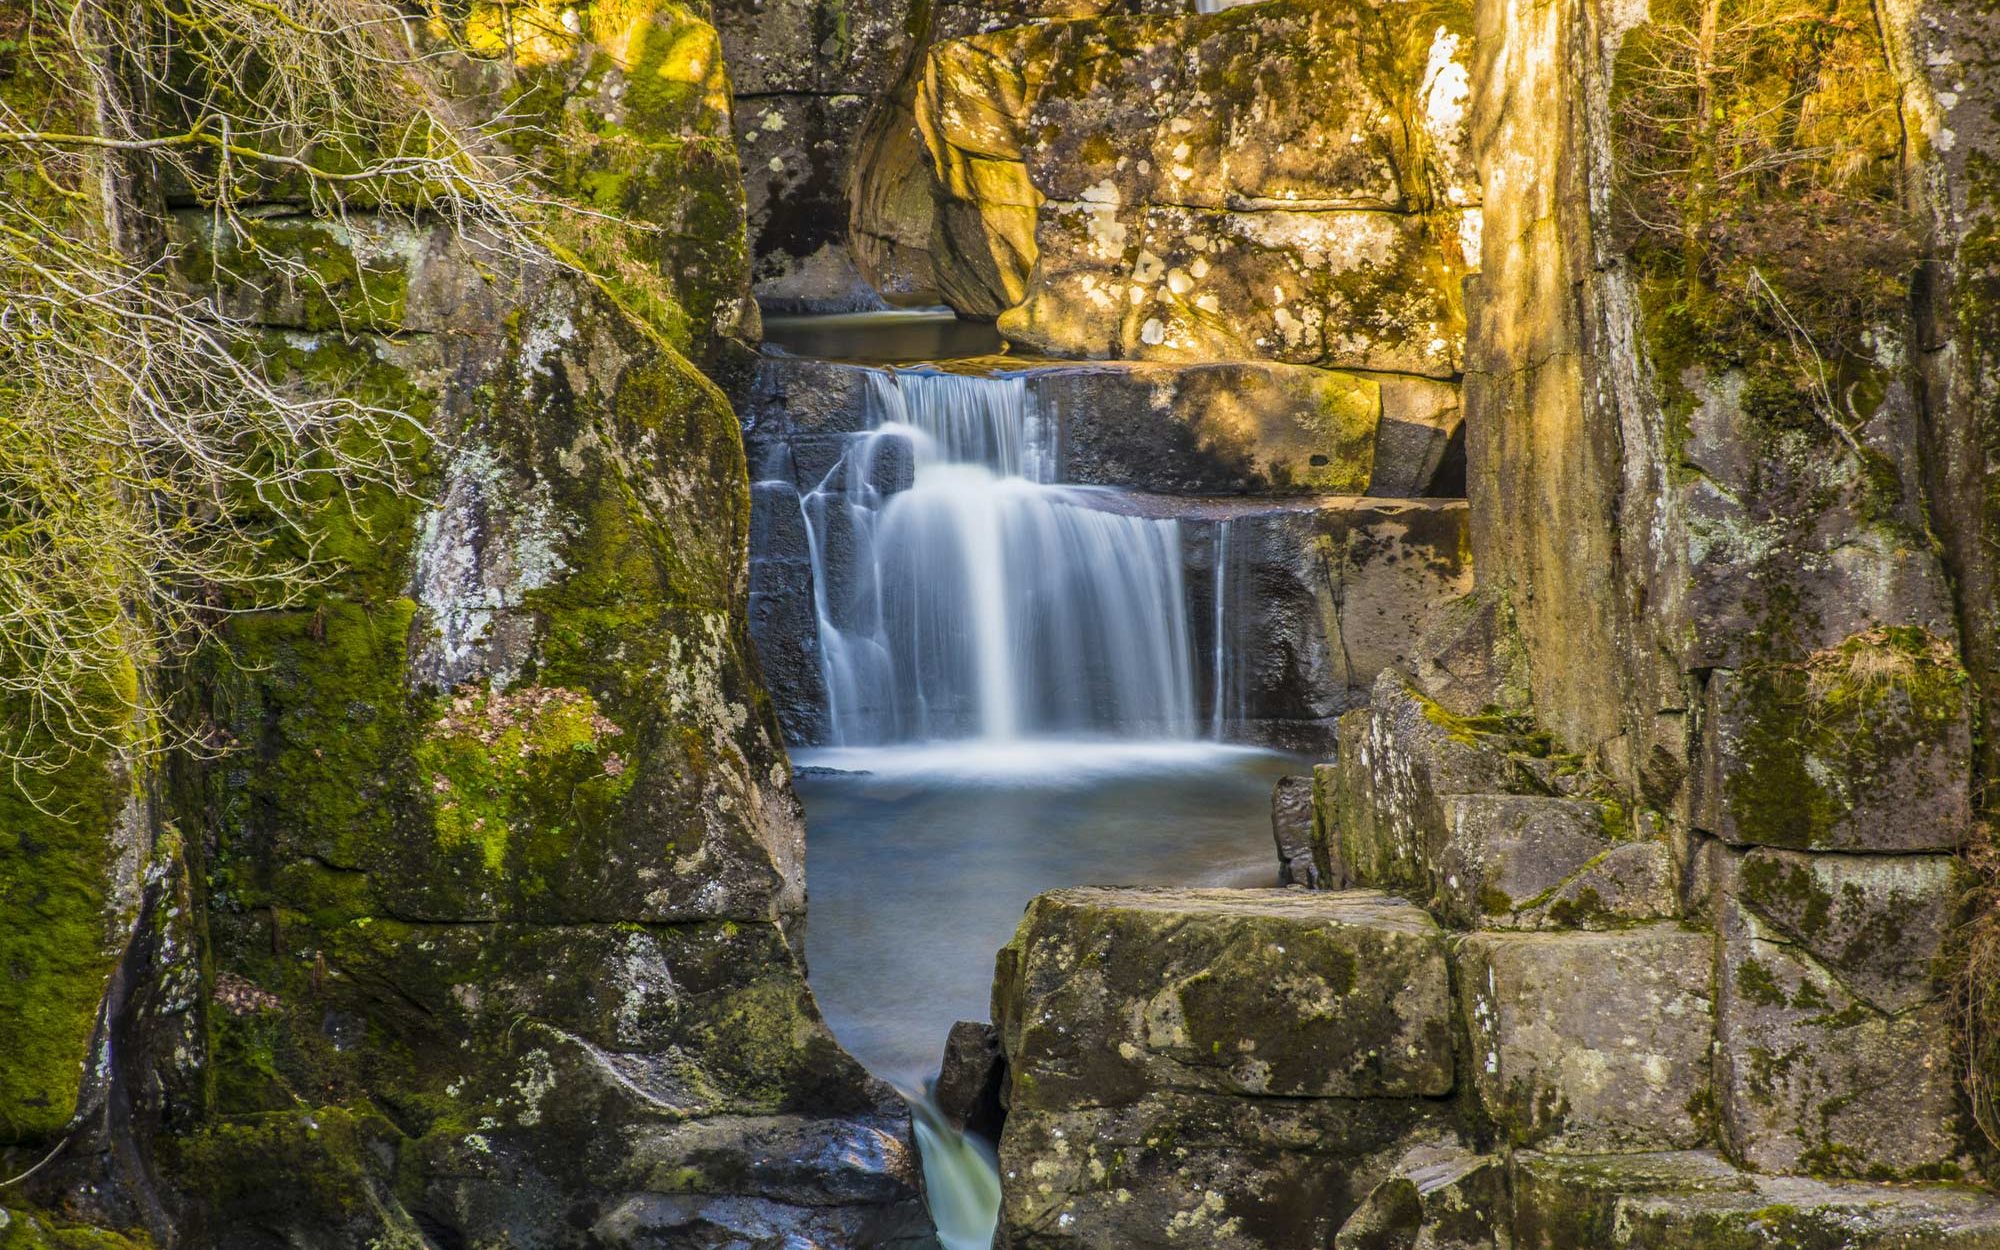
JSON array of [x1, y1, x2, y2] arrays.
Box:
[[1210, 517, 1232, 741], [905, 1092, 1002, 1250], [795, 370, 1197, 746]]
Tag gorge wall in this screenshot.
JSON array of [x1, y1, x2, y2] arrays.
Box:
[[927, 0, 2000, 1243], [10, 0, 2000, 1245], [0, 4, 929, 1246]]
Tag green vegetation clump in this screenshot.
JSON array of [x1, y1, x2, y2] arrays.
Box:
[[1613, 0, 1916, 480]]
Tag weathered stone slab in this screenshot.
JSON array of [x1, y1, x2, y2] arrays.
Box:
[[1456, 926, 1714, 1152], [1729, 846, 1955, 1013], [1326, 672, 1518, 896], [994, 887, 1455, 1109], [1432, 795, 1611, 929], [1311, 755, 1352, 889], [1693, 628, 1973, 852], [1272, 775, 1318, 887], [1712, 852, 1960, 1178], [1512, 1151, 2000, 1250], [998, 1094, 1458, 1250], [1521, 840, 1679, 931]]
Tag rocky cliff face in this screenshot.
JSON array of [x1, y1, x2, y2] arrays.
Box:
[[0, 4, 928, 1246], [958, 0, 2000, 1243]]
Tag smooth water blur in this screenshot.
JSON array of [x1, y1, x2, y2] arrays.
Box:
[[799, 743, 1298, 1088], [908, 1093, 1004, 1250], [799, 371, 1198, 746]]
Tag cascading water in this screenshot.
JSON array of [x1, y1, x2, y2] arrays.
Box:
[[796, 370, 1198, 748]]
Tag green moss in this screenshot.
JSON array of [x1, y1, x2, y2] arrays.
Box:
[[0, 665, 139, 1144], [412, 684, 635, 880], [1735, 957, 1789, 1008], [1722, 626, 1968, 848], [0, 1209, 154, 1250], [169, 1106, 400, 1227]]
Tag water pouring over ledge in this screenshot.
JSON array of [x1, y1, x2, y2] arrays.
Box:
[[792, 370, 1199, 748]]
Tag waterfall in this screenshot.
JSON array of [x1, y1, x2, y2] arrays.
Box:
[[797, 370, 1197, 746], [1210, 518, 1232, 741]]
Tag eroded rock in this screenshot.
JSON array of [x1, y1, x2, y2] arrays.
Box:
[[1457, 926, 1714, 1152]]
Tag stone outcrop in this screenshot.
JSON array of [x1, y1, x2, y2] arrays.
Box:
[[712, 0, 928, 309], [0, 4, 928, 1246], [970, 0, 2000, 1233], [911, 0, 1477, 376]]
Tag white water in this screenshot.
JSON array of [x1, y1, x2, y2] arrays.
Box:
[[907, 1092, 1003, 1250], [796, 371, 1198, 746]]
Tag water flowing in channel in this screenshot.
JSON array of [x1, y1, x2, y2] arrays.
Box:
[[798, 371, 1198, 747]]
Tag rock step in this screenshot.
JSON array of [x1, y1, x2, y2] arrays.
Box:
[[742, 354, 1463, 498], [1511, 1151, 2000, 1249]]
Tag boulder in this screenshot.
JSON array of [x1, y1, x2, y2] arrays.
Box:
[[1196, 501, 1476, 752], [1272, 775, 1318, 886], [1456, 926, 1714, 1152], [1334, 1142, 1509, 1250], [1693, 628, 1974, 852], [994, 888, 1455, 1108], [1431, 795, 1612, 929], [1512, 1151, 2000, 1250], [933, 1020, 1006, 1142], [991, 886, 1463, 1248], [1322, 672, 1520, 896]]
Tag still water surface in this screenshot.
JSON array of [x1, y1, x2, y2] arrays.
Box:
[[798, 741, 1300, 1088]]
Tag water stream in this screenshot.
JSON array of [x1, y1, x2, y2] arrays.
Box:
[[760, 350, 1289, 1246]]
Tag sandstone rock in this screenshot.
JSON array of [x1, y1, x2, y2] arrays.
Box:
[[933, 1020, 1006, 1142], [1512, 1150, 2000, 1250], [1312, 757, 1352, 890], [1521, 840, 1678, 931], [1432, 795, 1611, 929], [915, 0, 1477, 369], [994, 888, 1455, 1109], [1197, 501, 1476, 752], [1034, 362, 1381, 495], [1404, 591, 1533, 721], [1325, 672, 1519, 896], [1272, 775, 1318, 886], [1457, 926, 1714, 1152], [1728, 846, 1956, 1014], [1712, 850, 1960, 1179], [713, 0, 925, 309]]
